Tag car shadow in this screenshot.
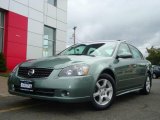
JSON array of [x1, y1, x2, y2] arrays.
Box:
[[20, 92, 142, 113], [115, 92, 140, 104], [24, 99, 92, 114]]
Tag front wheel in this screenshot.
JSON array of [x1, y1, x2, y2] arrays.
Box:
[[140, 74, 152, 95], [91, 74, 116, 110]]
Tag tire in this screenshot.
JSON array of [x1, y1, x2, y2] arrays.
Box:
[[91, 73, 116, 110], [140, 74, 152, 95], [152, 73, 157, 79]]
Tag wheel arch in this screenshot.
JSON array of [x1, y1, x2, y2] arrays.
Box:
[[147, 70, 152, 78], [98, 68, 117, 83], [90, 66, 117, 95]]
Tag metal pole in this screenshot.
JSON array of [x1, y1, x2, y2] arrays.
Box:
[[73, 26, 77, 45]]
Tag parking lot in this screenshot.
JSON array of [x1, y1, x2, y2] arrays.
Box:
[[0, 77, 160, 120]]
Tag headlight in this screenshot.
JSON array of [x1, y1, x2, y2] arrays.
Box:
[[59, 64, 89, 77], [11, 65, 19, 73]]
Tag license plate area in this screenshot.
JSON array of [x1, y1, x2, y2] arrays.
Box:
[[20, 80, 34, 92]]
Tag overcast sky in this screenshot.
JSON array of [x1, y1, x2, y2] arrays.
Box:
[[67, 0, 160, 55]]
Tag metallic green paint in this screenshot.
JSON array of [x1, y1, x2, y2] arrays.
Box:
[[8, 41, 152, 103]]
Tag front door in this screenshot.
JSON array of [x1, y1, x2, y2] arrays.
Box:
[[114, 43, 137, 91]]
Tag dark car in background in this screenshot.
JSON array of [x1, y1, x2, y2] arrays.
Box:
[[152, 65, 160, 79]]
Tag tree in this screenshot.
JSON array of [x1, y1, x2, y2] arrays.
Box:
[[0, 53, 7, 72], [146, 47, 160, 65]]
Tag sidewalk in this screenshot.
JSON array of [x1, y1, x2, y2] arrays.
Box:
[[0, 76, 10, 97]]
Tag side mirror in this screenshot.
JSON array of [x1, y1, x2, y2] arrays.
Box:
[[116, 54, 132, 59]]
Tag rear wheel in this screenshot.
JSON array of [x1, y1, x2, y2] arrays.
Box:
[[91, 74, 116, 110], [140, 74, 151, 95], [153, 73, 157, 79]]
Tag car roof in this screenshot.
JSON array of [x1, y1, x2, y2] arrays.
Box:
[[77, 40, 126, 45]]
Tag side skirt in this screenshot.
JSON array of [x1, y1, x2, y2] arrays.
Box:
[[116, 88, 142, 96]]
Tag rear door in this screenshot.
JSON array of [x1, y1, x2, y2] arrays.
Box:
[[129, 45, 147, 86]]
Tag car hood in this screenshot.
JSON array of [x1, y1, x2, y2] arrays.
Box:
[[20, 55, 109, 69]]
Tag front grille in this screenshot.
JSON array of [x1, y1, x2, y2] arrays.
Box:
[[14, 85, 55, 97], [18, 67, 53, 78]]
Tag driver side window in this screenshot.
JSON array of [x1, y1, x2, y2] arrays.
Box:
[[118, 43, 132, 56], [87, 48, 96, 55]]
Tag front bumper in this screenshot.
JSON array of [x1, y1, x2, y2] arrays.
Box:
[[9, 91, 91, 102], [8, 70, 94, 102]]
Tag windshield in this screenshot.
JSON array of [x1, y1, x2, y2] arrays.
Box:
[[59, 42, 117, 57]]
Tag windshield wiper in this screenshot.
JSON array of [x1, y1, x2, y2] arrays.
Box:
[[85, 54, 95, 57]]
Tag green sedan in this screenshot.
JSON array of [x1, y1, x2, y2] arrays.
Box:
[[8, 40, 152, 110]]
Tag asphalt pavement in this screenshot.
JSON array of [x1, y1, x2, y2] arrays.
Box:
[[0, 77, 160, 120]]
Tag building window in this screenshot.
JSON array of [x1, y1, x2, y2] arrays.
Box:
[[0, 11, 4, 53], [48, 0, 57, 6], [43, 26, 56, 57]]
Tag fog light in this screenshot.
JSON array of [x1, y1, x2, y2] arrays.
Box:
[[61, 90, 70, 97]]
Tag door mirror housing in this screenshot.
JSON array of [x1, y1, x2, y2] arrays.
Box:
[[116, 54, 132, 59]]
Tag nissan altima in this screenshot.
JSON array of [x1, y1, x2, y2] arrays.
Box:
[[8, 40, 152, 110]]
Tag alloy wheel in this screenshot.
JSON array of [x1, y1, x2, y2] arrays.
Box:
[[146, 76, 151, 92], [153, 73, 156, 79], [93, 79, 113, 106]]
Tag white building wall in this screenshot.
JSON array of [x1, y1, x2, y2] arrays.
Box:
[[0, 0, 10, 10], [44, 1, 67, 55], [0, 0, 67, 59]]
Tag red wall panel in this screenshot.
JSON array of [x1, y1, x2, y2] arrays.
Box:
[[7, 27, 27, 44], [7, 11, 28, 30], [7, 42, 26, 59], [4, 11, 28, 70], [6, 57, 26, 70]]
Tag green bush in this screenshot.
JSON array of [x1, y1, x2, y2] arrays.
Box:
[[0, 53, 7, 72], [146, 47, 160, 65]]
